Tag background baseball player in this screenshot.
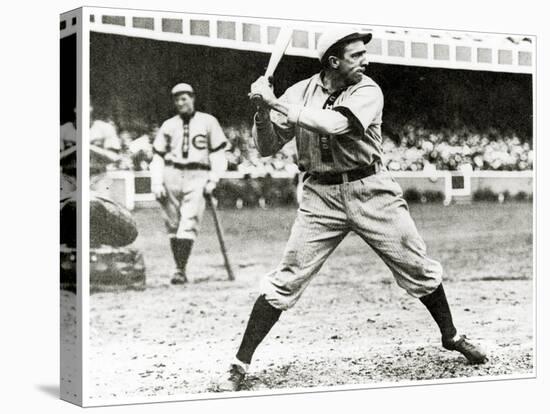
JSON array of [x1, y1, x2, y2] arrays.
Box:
[[218, 29, 487, 391], [150, 83, 228, 284], [89, 104, 121, 153]]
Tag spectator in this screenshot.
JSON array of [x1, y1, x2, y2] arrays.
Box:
[[85, 117, 533, 174], [90, 104, 121, 152]]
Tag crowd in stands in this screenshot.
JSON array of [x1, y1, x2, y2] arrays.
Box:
[[382, 123, 533, 172], [222, 124, 300, 176], [80, 118, 533, 175]]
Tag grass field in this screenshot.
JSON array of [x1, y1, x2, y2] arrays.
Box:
[[81, 201, 534, 402]]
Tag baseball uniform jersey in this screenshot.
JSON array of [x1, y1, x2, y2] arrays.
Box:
[[153, 112, 227, 167], [153, 111, 228, 240], [256, 73, 384, 173]]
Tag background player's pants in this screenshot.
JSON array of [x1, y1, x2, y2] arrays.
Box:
[[261, 169, 443, 310], [159, 167, 209, 240]]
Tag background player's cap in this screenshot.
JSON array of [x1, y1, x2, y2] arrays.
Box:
[[171, 83, 194, 95], [316, 28, 373, 62]]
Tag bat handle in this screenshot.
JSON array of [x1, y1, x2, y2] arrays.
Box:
[[250, 76, 274, 108], [205, 193, 215, 207]]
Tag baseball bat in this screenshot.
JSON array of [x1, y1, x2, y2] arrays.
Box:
[[206, 194, 235, 281], [250, 27, 294, 107]]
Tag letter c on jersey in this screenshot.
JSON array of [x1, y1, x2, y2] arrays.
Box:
[[192, 135, 208, 150]]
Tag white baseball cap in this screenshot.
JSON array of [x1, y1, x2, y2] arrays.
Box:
[[316, 28, 373, 62], [171, 83, 194, 95]]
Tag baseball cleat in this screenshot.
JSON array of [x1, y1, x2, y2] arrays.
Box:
[[170, 270, 188, 285], [443, 334, 488, 364], [217, 363, 246, 392]]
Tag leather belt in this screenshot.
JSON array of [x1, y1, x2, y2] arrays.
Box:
[[166, 161, 210, 171], [309, 162, 381, 185]]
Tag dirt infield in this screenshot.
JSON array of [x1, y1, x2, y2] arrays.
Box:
[[84, 201, 534, 402]]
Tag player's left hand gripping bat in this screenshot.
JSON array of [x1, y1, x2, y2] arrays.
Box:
[[250, 27, 294, 107]]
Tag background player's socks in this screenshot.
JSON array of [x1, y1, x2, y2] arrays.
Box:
[[419, 283, 458, 343], [236, 295, 282, 365], [170, 237, 193, 271]]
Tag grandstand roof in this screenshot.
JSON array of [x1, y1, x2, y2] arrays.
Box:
[[61, 7, 534, 74]]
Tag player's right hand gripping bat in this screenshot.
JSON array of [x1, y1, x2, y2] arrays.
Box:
[[250, 27, 294, 107]]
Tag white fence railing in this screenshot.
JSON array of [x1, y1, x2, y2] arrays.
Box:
[[102, 170, 533, 210]]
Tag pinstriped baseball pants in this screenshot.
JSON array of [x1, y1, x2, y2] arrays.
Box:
[[261, 169, 443, 310], [159, 167, 209, 240]]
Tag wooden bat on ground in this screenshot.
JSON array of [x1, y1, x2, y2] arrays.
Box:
[[250, 27, 294, 107], [160, 188, 234, 281], [206, 194, 235, 281]]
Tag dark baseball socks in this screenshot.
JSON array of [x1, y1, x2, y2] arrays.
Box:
[[236, 294, 282, 365], [170, 237, 193, 273], [234, 285, 457, 366], [419, 283, 458, 344]]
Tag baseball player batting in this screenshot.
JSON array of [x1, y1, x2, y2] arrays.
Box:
[[218, 28, 487, 391], [150, 83, 228, 284]]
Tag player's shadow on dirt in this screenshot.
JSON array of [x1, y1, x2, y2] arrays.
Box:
[[36, 384, 59, 399], [206, 366, 294, 393], [240, 375, 273, 391], [239, 364, 299, 391]]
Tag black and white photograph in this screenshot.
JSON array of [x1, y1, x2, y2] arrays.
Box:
[[59, 16, 80, 404], [60, 5, 535, 407]]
